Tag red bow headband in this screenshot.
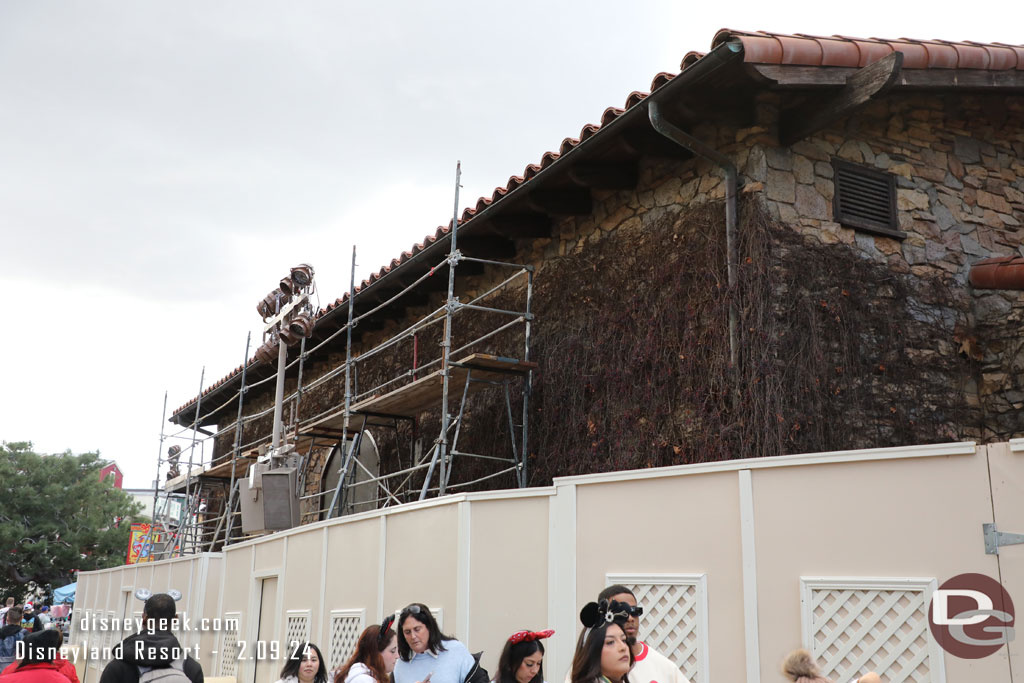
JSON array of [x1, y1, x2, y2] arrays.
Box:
[[508, 629, 555, 644]]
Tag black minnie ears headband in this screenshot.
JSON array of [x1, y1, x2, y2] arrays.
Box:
[[377, 615, 396, 643], [579, 599, 631, 628]]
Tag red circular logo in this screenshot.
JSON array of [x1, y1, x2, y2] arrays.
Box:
[[928, 573, 1015, 659]]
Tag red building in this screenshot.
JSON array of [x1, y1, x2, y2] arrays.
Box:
[[99, 462, 123, 488]]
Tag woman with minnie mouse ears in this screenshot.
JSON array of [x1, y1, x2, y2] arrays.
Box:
[[493, 630, 554, 683], [569, 601, 634, 683]]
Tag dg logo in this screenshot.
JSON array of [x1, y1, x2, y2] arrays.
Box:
[[928, 573, 1015, 659]]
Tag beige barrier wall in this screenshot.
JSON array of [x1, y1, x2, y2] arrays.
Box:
[[750, 455, 1001, 682], [992, 441, 1024, 678], [76, 442, 1021, 683], [467, 493, 551, 664], [572, 470, 745, 682], [75, 553, 223, 683]]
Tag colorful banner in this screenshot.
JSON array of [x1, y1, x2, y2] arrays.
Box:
[[127, 523, 160, 564]]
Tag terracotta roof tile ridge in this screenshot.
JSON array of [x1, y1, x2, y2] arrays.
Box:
[[714, 28, 1024, 70]]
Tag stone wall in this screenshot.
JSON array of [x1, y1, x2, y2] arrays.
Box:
[[745, 91, 1024, 441], [216, 90, 1024, 498]]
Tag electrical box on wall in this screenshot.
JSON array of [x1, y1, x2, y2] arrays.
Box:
[[262, 469, 300, 530], [240, 462, 300, 534]]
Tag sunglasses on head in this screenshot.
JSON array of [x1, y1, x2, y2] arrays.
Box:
[[401, 604, 424, 617]]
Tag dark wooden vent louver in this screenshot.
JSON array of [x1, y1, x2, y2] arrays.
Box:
[[832, 158, 904, 239]]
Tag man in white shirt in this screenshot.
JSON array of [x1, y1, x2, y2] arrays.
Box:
[[597, 585, 691, 683], [0, 598, 13, 624]]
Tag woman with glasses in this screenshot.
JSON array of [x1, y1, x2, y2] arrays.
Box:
[[569, 601, 634, 683], [393, 604, 478, 683], [335, 616, 400, 683], [493, 630, 552, 683]]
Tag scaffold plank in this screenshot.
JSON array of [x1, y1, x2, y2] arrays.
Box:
[[351, 353, 536, 418]]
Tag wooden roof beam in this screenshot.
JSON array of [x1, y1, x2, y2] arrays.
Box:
[[780, 52, 904, 146], [488, 213, 552, 239], [750, 62, 1024, 90], [568, 162, 639, 189], [619, 128, 694, 159], [525, 188, 592, 215], [457, 235, 518, 259]]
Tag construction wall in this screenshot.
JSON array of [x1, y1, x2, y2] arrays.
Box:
[[73, 553, 223, 683], [77, 441, 1022, 683]]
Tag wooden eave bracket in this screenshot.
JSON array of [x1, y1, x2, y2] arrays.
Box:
[[778, 52, 904, 146], [749, 60, 1024, 91]]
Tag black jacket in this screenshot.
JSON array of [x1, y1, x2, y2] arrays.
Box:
[[464, 652, 488, 683], [99, 631, 203, 683], [0, 624, 23, 639]]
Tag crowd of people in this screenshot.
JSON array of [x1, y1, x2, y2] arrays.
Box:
[[0, 588, 883, 683], [0, 598, 79, 683], [266, 584, 883, 683]]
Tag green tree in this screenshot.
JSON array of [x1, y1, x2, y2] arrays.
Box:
[[0, 442, 142, 595]]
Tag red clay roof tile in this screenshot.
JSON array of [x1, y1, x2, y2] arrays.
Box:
[[172, 28, 1024, 419], [715, 29, 1024, 70]]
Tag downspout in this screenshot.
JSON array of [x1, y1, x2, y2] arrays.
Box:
[[648, 100, 740, 374]]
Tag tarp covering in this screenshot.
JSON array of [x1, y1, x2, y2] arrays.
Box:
[[52, 582, 76, 604]]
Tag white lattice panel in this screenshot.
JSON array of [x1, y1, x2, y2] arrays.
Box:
[[329, 609, 366, 671], [606, 574, 709, 683], [286, 610, 312, 651], [801, 578, 945, 683], [219, 612, 242, 678]]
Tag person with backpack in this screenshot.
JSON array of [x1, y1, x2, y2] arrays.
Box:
[[98, 593, 203, 683], [1, 630, 67, 683], [0, 607, 26, 669]]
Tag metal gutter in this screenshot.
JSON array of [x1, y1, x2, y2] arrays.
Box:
[[647, 39, 743, 372], [648, 99, 739, 368]]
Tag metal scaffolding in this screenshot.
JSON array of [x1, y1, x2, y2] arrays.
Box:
[[150, 162, 535, 553]]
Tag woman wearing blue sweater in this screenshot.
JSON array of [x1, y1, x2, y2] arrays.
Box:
[[393, 604, 476, 683]]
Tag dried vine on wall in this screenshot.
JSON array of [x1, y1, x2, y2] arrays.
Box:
[[220, 197, 978, 501]]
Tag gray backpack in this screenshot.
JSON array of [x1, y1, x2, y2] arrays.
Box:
[[138, 658, 191, 683]]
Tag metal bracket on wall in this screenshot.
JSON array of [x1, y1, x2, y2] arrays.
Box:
[[983, 522, 1024, 554]]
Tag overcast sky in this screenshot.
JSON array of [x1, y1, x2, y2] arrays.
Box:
[[1, 1, 1019, 488]]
